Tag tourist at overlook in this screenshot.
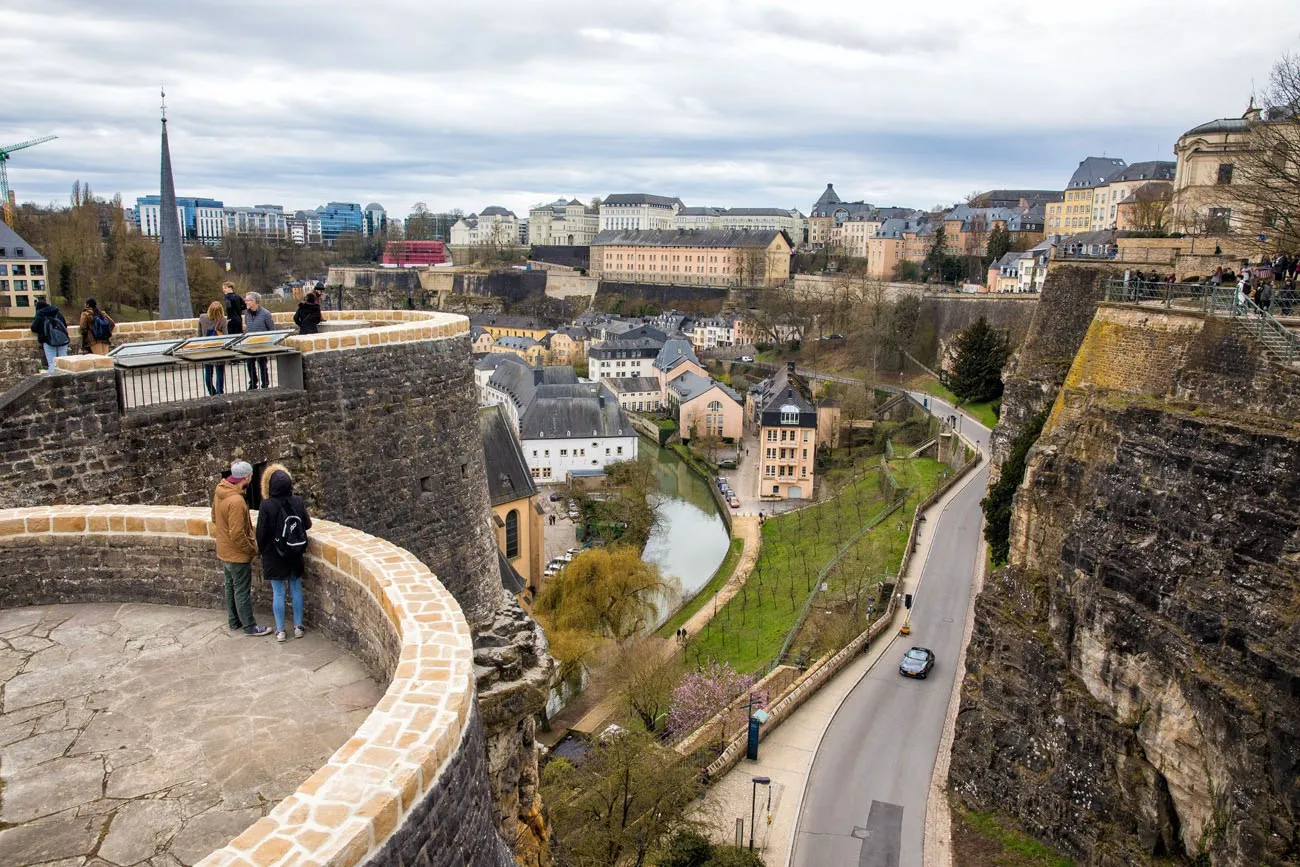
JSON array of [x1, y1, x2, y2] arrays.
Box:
[[221, 282, 246, 335], [78, 298, 115, 356], [243, 292, 275, 389], [30, 299, 70, 373], [198, 299, 227, 395], [255, 463, 312, 643], [212, 460, 273, 637], [293, 290, 323, 335]]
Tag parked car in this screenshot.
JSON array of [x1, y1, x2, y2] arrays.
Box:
[[549, 493, 564, 501], [738, 355, 754, 362], [728, 495, 740, 509], [898, 647, 935, 679], [718, 459, 737, 469]]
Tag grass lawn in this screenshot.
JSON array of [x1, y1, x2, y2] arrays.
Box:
[[686, 457, 947, 674], [656, 537, 744, 639], [921, 379, 1000, 430], [950, 801, 1075, 867]]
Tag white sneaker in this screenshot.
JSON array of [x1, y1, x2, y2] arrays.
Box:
[[275, 631, 287, 643], [293, 626, 304, 639]]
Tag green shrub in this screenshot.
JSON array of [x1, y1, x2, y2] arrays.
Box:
[[981, 410, 1047, 564]]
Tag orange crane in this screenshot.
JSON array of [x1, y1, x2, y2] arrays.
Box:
[[1, 135, 58, 226]]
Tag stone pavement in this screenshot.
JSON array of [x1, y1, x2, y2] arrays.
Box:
[[697, 431, 986, 867], [0, 602, 382, 867]]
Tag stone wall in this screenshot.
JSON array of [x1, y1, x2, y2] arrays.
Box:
[[985, 266, 1108, 485], [0, 505, 512, 867], [950, 305, 1300, 866], [0, 311, 553, 857]]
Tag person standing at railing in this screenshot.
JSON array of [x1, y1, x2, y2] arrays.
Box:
[[78, 298, 115, 356], [244, 292, 275, 390], [1257, 280, 1274, 316], [198, 300, 227, 395], [222, 282, 246, 335], [30, 299, 70, 372], [293, 290, 323, 335]]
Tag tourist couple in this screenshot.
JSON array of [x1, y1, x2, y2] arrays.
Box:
[[211, 459, 312, 642]]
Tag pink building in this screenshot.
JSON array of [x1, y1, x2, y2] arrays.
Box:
[[668, 372, 744, 441]]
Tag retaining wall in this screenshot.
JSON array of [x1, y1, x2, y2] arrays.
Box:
[[0, 504, 510, 867]]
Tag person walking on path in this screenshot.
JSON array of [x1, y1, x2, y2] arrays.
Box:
[[198, 299, 228, 395], [212, 460, 273, 636], [243, 292, 275, 389], [78, 298, 115, 356], [30, 299, 70, 372], [255, 463, 312, 643], [222, 282, 246, 335], [293, 290, 323, 335]]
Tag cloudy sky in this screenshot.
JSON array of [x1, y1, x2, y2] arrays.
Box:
[[5, 1, 1298, 218]]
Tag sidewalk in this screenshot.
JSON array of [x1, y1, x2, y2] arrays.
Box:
[[695, 443, 985, 866]]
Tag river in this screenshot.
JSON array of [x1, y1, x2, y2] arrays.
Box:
[[639, 439, 731, 627]]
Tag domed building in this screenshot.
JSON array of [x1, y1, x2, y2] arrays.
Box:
[[1170, 106, 1258, 235]]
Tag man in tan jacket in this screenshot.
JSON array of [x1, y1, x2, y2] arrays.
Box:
[[213, 461, 272, 636]]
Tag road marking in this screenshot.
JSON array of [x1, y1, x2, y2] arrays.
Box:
[[859, 800, 903, 867]]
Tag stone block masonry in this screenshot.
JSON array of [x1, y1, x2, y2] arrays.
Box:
[[0, 504, 512, 866], [0, 310, 553, 856]]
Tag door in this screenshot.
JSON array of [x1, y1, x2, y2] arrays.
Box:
[[787, 486, 803, 499]]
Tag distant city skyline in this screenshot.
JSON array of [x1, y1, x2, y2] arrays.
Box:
[[5, 0, 1297, 216]]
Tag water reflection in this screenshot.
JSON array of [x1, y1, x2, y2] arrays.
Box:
[[640, 442, 730, 627]]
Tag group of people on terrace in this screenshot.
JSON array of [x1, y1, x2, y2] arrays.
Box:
[[212, 459, 314, 642], [1123, 253, 1299, 316]]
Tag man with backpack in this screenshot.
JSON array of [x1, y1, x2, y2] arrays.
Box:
[[255, 463, 312, 643], [78, 298, 116, 355], [30, 299, 70, 372]]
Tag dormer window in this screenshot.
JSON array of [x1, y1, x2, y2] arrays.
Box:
[[780, 404, 799, 425]]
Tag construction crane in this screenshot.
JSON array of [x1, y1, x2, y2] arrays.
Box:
[[1, 135, 58, 227]]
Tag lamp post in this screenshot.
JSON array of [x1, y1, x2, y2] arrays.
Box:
[[750, 776, 771, 851]]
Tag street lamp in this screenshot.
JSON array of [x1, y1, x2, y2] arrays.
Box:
[[750, 776, 771, 851]]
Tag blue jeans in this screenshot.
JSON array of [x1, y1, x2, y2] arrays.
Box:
[[270, 576, 303, 632], [204, 363, 225, 395], [43, 343, 68, 372]]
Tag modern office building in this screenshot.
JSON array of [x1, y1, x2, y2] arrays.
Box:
[[136, 195, 225, 244], [316, 202, 364, 244], [223, 204, 289, 239], [364, 203, 388, 236]]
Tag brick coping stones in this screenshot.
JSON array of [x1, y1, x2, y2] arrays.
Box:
[[0, 309, 469, 374], [0, 504, 475, 867]]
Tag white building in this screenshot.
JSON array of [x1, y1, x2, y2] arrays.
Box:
[[603, 376, 663, 413], [451, 206, 520, 246], [224, 204, 288, 239], [598, 193, 683, 232], [529, 198, 600, 246], [588, 336, 663, 381], [288, 210, 323, 245], [687, 316, 736, 351]]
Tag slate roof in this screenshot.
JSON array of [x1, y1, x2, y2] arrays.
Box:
[[474, 352, 518, 372], [0, 223, 44, 260], [591, 228, 788, 248], [497, 550, 526, 595], [611, 325, 668, 344], [724, 207, 797, 217], [602, 193, 684, 208], [654, 338, 700, 372], [589, 336, 663, 359], [811, 184, 843, 216], [480, 205, 516, 217], [520, 384, 634, 440], [1067, 157, 1128, 189], [668, 371, 741, 404], [605, 376, 663, 394], [1181, 117, 1252, 138], [470, 325, 488, 341], [754, 365, 816, 417], [487, 356, 578, 411], [478, 404, 537, 506], [967, 190, 1062, 208], [495, 335, 539, 351], [1104, 161, 1176, 183], [1118, 183, 1173, 205]]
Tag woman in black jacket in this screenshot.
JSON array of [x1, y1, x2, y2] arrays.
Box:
[[293, 291, 323, 335], [256, 464, 312, 642]]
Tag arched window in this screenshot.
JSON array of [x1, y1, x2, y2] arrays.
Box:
[[708, 400, 722, 412], [505, 509, 520, 560]]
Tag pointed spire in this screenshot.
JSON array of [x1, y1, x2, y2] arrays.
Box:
[[157, 97, 192, 320]]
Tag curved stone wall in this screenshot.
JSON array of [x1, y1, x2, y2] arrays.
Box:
[[0, 504, 512, 867]]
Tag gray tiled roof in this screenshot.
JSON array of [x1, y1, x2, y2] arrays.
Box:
[[654, 338, 700, 372], [495, 335, 539, 350], [0, 223, 44, 260], [479, 205, 516, 217], [487, 356, 578, 411], [520, 384, 634, 440], [474, 352, 518, 371], [591, 228, 787, 248], [1182, 117, 1251, 138], [479, 404, 537, 506], [668, 371, 741, 403], [605, 376, 663, 394], [602, 193, 685, 208], [1067, 157, 1127, 189], [1104, 161, 1176, 183], [497, 550, 526, 595]]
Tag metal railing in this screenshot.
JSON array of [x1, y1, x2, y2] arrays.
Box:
[[116, 355, 296, 411], [1105, 278, 1300, 366]]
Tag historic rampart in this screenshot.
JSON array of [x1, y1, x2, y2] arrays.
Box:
[[0, 504, 510, 866], [0, 310, 553, 856]]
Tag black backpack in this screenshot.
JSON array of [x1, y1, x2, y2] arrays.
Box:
[[44, 316, 70, 347], [91, 310, 114, 341], [274, 501, 309, 557]]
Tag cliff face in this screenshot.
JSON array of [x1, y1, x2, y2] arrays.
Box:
[[952, 302, 1300, 866]]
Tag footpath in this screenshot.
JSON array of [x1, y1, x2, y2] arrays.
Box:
[[697, 417, 989, 867]]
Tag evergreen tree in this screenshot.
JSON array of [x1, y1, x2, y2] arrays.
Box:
[[948, 316, 1010, 402], [981, 410, 1048, 565], [985, 224, 1011, 265], [923, 226, 949, 278]]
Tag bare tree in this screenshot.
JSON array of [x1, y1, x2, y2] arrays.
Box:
[[1234, 53, 1300, 254]]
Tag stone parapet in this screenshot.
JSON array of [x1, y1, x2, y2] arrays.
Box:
[[0, 503, 511, 867]]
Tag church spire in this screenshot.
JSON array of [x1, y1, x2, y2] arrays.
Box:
[[157, 88, 192, 320]]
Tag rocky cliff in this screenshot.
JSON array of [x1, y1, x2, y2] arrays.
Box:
[[951, 298, 1300, 866]]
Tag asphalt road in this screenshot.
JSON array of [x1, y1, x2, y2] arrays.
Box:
[[790, 404, 990, 867]]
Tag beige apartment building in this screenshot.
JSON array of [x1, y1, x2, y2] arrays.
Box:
[[1091, 161, 1175, 229], [590, 228, 792, 288], [529, 198, 599, 246], [0, 224, 48, 315], [1055, 156, 1128, 235], [1169, 110, 1255, 235], [748, 362, 822, 500]]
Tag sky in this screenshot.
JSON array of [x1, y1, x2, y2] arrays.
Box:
[[5, 0, 1299, 219]]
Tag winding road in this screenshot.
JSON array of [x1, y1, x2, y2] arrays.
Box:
[[790, 394, 990, 867]]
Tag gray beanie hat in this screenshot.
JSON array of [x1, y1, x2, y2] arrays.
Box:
[[229, 460, 254, 480]]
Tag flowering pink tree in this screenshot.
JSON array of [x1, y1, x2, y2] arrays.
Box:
[[668, 661, 764, 740]]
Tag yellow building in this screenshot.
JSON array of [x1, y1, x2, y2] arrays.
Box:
[[477, 315, 549, 341], [590, 228, 792, 288], [542, 327, 587, 365], [0, 224, 49, 315], [748, 362, 822, 500], [479, 405, 545, 604], [491, 335, 545, 367], [1058, 156, 1127, 235]]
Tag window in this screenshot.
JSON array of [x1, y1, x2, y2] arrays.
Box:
[[30, 264, 42, 276], [765, 465, 776, 477], [505, 509, 520, 559], [16, 294, 30, 307], [780, 404, 799, 425], [617, 446, 623, 455], [12, 265, 24, 276], [766, 430, 777, 442], [1217, 163, 1234, 185], [803, 431, 810, 442], [560, 449, 568, 457], [801, 466, 808, 477]]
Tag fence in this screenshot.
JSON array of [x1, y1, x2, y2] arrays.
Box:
[[115, 354, 299, 410]]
